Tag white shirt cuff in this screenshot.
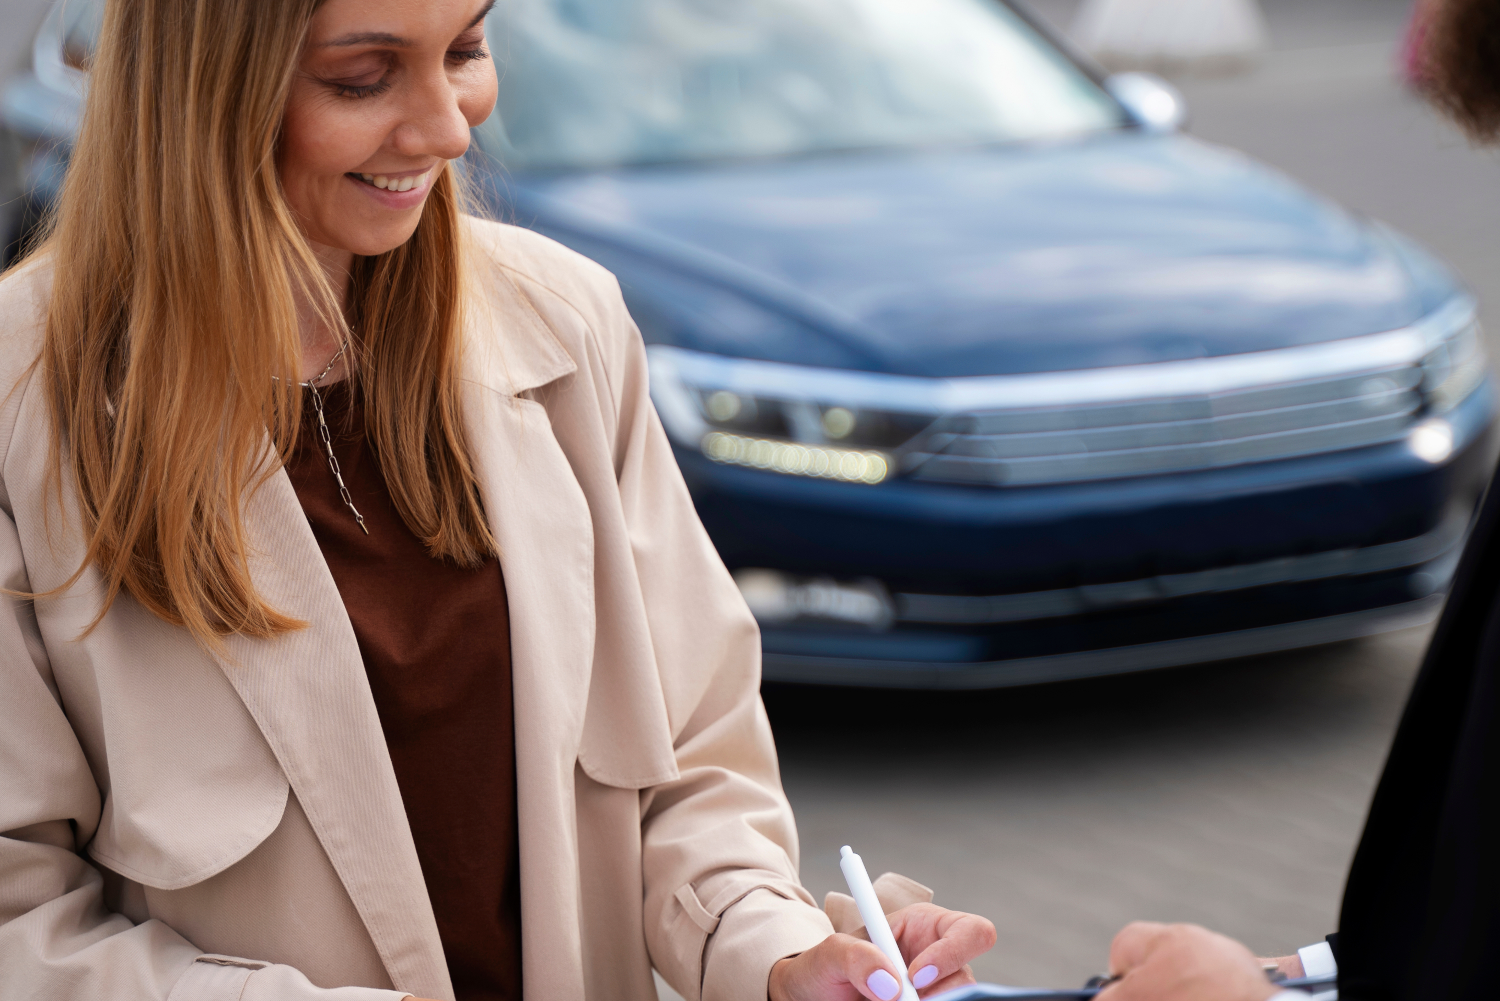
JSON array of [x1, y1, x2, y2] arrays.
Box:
[[1297, 941, 1338, 979]]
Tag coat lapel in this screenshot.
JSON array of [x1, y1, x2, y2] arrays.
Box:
[[461, 267, 596, 1001], [221, 255, 592, 1000], [221, 468, 454, 999]]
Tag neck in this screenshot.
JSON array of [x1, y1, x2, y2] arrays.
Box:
[[297, 241, 356, 384]]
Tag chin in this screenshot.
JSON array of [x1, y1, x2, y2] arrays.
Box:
[[339, 221, 423, 259]]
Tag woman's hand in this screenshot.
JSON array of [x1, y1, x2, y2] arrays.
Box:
[[1097, 922, 1277, 1001], [769, 902, 997, 1000]]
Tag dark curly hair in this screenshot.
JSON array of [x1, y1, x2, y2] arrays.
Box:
[[1427, 0, 1500, 140]]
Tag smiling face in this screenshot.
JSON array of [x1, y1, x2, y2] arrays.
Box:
[[280, 0, 499, 259]]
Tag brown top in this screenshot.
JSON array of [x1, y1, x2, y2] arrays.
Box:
[[285, 380, 522, 1001]]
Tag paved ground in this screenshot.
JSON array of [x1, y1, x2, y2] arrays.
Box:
[[755, 0, 1500, 992], [768, 630, 1428, 988]]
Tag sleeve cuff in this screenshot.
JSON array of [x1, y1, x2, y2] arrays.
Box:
[[166, 960, 255, 1001], [1297, 940, 1338, 979], [168, 957, 409, 1001], [700, 887, 835, 1001]]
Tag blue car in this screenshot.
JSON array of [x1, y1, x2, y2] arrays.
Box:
[[6, 0, 1494, 688]]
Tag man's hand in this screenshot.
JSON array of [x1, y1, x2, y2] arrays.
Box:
[[1258, 954, 1304, 980], [769, 903, 996, 1000], [1097, 922, 1278, 1001]]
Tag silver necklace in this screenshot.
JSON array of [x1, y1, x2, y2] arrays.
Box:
[[298, 341, 369, 535]]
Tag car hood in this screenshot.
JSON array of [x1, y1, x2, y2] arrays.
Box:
[[499, 133, 1458, 378]]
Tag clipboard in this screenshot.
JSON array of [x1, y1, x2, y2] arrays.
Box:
[[927, 973, 1338, 1000]]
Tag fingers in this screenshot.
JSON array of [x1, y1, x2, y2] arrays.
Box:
[[897, 907, 997, 993], [913, 965, 977, 997], [1097, 922, 1277, 1001], [776, 905, 997, 1001], [810, 933, 908, 1001], [831, 935, 907, 1001], [1108, 921, 1169, 976]]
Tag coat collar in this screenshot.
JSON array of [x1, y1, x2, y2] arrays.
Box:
[[222, 263, 595, 999], [463, 249, 578, 397]]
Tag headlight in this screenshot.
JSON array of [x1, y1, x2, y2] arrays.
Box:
[[647, 346, 934, 485], [1421, 311, 1487, 413]]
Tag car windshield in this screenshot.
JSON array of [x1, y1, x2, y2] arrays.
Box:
[[46, 0, 1124, 170], [478, 0, 1127, 171]]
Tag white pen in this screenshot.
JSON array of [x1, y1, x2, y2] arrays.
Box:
[[840, 846, 920, 1001]]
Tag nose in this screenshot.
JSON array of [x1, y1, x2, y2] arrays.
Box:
[[391, 72, 474, 163]]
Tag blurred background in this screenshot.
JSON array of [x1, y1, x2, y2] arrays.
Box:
[[5, 0, 1500, 993], [770, 0, 1500, 989]]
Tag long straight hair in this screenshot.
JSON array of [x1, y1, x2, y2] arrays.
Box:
[[35, 0, 495, 649]]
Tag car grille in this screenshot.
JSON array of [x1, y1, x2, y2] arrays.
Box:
[[648, 298, 1483, 489], [903, 365, 1425, 487]]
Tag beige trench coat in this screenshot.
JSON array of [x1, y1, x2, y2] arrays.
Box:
[[0, 220, 881, 1001]]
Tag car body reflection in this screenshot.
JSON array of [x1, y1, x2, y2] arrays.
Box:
[[4, 0, 1494, 687]]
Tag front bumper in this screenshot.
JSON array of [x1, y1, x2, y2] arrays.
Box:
[[679, 380, 1497, 688], [762, 595, 1444, 689]]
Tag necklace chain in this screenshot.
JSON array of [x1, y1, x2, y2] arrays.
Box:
[[298, 341, 369, 536], [304, 339, 348, 387]]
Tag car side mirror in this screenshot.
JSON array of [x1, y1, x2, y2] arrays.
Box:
[[1105, 72, 1188, 133]]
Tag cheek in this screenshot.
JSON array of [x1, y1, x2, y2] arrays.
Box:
[[279, 90, 381, 203]]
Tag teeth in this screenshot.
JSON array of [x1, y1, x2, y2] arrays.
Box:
[[358, 170, 430, 193]]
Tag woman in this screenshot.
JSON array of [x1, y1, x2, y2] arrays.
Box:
[[1100, 0, 1500, 997], [0, 1, 996, 999]]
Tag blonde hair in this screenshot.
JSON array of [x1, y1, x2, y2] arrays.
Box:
[[33, 0, 494, 648]]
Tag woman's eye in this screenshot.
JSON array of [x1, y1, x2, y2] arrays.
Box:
[[447, 45, 490, 63], [331, 78, 393, 100], [319, 58, 393, 99], [317, 39, 486, 98]]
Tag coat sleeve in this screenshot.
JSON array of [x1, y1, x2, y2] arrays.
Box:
[[0, 510, 406, 1001], [591, 292, 836, 1001]]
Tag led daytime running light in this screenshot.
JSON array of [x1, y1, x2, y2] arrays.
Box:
[[703, 432, 891, 485]]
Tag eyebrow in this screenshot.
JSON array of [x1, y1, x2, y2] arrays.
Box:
[[319, 0, 497, 49]]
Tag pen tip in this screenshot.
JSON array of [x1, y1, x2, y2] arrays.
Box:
[[840, 845, 853, 858]]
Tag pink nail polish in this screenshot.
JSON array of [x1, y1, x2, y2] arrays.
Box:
[[913, 965, 940, 989], [867, 969, 901, 1001]]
